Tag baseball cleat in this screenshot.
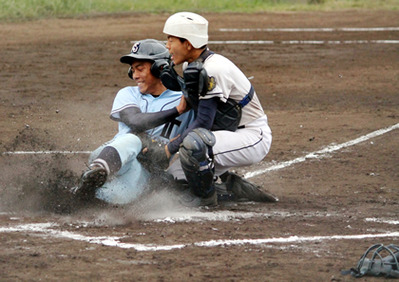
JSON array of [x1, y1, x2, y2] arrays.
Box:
[[220, 171, 279, 203], [177, 188, 218, 207], [215, 181, 236, 202], [70, 163, 108, 201]]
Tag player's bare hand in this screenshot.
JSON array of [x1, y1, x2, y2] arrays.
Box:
[[176, 95, 190, 114], [165, 144, 171, 159], [165, 135, 179, 159], [169, 135, 180, 142]]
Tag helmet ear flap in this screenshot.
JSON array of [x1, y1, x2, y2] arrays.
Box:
[[128, 59, 168, 80], [128, 66, 133, 80], [150, 59, 169, 78]]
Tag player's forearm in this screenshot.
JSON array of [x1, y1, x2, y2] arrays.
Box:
[[120, 107, 180, 133], [167, 98, 217, 154]]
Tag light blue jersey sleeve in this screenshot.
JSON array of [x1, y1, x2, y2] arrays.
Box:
[[109, 86, 194, 142], [109, 87, 141, 136], [110, 87, 141, 120]]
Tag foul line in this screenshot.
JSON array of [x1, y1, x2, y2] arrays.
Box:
[[209, 40, 399, 45], [2, 150, 91, 155], [2, 123, 398, 180], [365, 218, 399, 225], [0, 223, 398, 252], [244, 122, 399, 179], [219, 27, 399, 32]]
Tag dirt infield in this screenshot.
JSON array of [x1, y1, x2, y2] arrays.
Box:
[[1, 11, 399, 281]]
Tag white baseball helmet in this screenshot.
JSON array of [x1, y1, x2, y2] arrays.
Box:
[[163, 12, 208, 49]]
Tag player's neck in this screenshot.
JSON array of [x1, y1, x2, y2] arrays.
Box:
[[186, 48, 206, 63], [150, 84, 167, 97]]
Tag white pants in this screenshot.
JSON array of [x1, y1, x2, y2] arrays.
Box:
[[90, 116, 272, 203], [212, 115, 272, 175], [167, 115, 272, 179]]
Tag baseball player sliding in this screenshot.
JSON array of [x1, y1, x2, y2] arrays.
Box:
[[161, 12, 276, 206], [72, 33, 277, 207], [71, 39, 194, 205]]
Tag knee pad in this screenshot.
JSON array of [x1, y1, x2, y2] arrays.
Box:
[[179, 128, 216, 172], [179, 128, 216, 197]]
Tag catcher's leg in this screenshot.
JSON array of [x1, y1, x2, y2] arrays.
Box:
[[178, 128, 217, 206]]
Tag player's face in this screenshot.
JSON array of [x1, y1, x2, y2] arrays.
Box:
[[131, 61, 159, 95], [165, 36, 190, 65]]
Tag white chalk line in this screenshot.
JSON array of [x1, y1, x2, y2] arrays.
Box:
[[151, 209, 336, 223], [3, 123, 398, 180], [209, 40, 399, 45], [219, 27, 399, 32], [128, 39, 399, 46], [365, 218, 399, 225], [0, 222, 398, 252], [244, 122, 399, 179], [213, 26, 399, 44], [1, 25, 397, 252], [2, 150, 91, 155]]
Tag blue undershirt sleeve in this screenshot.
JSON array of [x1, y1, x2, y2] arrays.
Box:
[[119, 106, 179, 134], [167, 97, 218, 155]]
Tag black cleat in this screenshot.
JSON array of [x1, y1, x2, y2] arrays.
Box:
[[220, 171, 279, 203], [70, 164, 108, 201], [176, 185, 218, 208]]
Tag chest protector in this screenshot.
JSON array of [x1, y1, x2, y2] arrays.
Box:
[[161, 49, 254, 132], [196, 50, 254, 132]]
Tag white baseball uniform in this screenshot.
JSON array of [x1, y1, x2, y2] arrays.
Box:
[[203, 52, 272, 175], [166, 51, 272, 181]]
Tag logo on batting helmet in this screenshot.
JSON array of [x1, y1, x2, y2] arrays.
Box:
[[120, 39, 170, 79]]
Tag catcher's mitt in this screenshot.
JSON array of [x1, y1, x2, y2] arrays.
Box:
[[137, 136, 169, 171]]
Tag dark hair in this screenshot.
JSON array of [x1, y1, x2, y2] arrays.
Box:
[[178, 37, 206, 49]]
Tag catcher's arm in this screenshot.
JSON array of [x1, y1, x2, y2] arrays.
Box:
[[166, 97, 218, 155]]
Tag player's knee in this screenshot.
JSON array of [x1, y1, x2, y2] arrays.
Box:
[[179, 128, 216, 197], [115, 133, 142, 149], [179, 128, 215, 171]]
